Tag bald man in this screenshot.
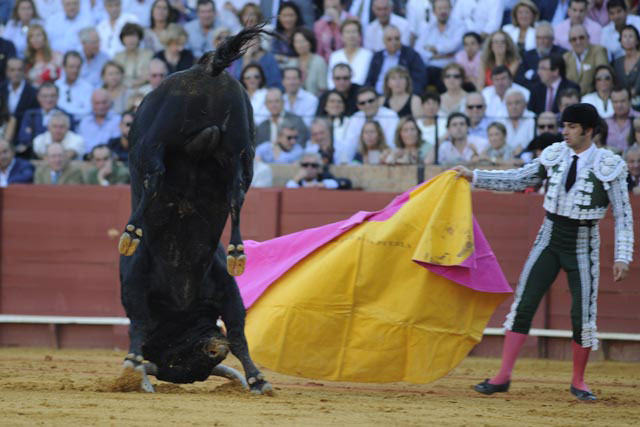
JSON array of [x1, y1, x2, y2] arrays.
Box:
[[77, 89, 121, 155]]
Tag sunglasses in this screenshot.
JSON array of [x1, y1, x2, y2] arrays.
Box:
[[301, 162, 320, 168], [123, 122, 133, 127], [445, 74, 462, 79], [334, 76, 351, 81], [537, 123, 556, 130], [150, 73, 166, 78], [358, 98, 376, 106], [285, 135, 298, 141], [569, 35, 587, 42], [244, 74, 261, 80], [466, 104, 484, 110], [595, 75, 611, 81]]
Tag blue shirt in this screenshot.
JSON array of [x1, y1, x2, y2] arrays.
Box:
[[255, 141, 304, 164], [81, 51, 110, 89], [375, 50, 400, 95], [78, 112, 121, 155]]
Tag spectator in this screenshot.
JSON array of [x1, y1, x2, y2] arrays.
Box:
[[286, 152, 340, 188], [479, 30, 521, 90], [587, 0, 609, 27], [251, 157, 273, 188], [535, 110, 561, 136], [97, 0, 139, 58], [406, 0, 434, 45], [439, 63, 468, 117], [387, 116, 423, 164], [107, 110, 134, 163], [3, 0, 42, 59], [316, 90, 350, 150], [482, 65, 530, 120], [556, 87, 581, 121], [46, 0, 93, 54], [154, 23, 195, 75], [363, 0, 410, 52], [342, 86, 398, 164], [518, 21, 566, 88], [353, 120, 390, 165], [455, 32, 483, 90], [0, 94, 17, 150], [465, 92, 491, 138], [313, 0, 350, 62], [0, 35, 16, 84], [327, 19, 372, 89], [451, 0, 504, 39], [56, 51, 94, 118], [33, 110, 84, 159], [592, 116, 610, 149], [601, 0, 640, 61], [563, 23, 608, 95], [240, 63, 269, 125], [86, 143, 130, 185], [606, 87, 638, 153], [17, 83, 73, 157], [185, 0, 235, 60], [317, 63, 360, 116], [629, 117, 640, 146], [255, 87, 308, 147], [101, 61, 131, 114], [2, 57, 39, 141], [581, 64, 617, 118], [377, 65, 423, 119], [553, 0, 602, 50], [612, 25, 640, 99], [416, 90, 447, 160], [365, 25, 425, 97], [114, 23, 154, 89], [34, 142, 85, 184], [305, 117, 335, 165], [25, 24, 62, 86], [288, 27, 328, 97], [626, 143, 640, 194], [503, 88, 535, 154], [78, 88, 121, 154], [282, 66, 318, 127], [502, 0, 539, 54], [81, 0, 108, 24], [144, 0, 179, 53], [477, 121, 516, 166], [78, 27, 110, 88], [414, 0, 465, 88], [528, 54, 580, 115], [238, 3, 272, 52], [227, 35, 282, 89], [123, 0, 154, 27], [0, 138, 34, 186], [138, 58, 168, 95], [33, 0, 63, 19], [255, 119, 304, 163], [435, 112, 478, 165], [271, 1, 303, 65]]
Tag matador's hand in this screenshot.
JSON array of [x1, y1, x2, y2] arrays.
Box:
[[613, 262, 629, 282], [451, 165, 473, 182]]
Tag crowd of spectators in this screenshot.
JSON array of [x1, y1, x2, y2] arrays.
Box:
[[0, 0, 639, 193]]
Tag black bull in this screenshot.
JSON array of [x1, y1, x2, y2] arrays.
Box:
[[117, 27, 272, 394]]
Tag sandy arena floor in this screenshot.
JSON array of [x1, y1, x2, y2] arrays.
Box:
[[0, 347, 638, 426]]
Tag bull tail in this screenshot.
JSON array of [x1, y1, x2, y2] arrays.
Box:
[[201, 23, 277, 77]]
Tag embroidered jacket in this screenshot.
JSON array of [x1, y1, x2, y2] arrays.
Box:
[[473, 142, 634, 264]]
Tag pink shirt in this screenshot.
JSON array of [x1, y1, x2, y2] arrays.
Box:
[[313, 12, 352, 63], [587, 0, 610, 27], [554, 17, 602, 51], [454, 50, 481, 85]]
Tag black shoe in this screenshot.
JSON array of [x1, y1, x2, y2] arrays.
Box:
[[570, 385, 597, 401], [474, 379, 510, 395]]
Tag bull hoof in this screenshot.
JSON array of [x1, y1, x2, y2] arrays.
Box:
[[121, 354, 156, 393], [205, 338, 230, 361], [226, 244, 246, 276], [247, 373, 274, 396], [118, 224, 143, 256]]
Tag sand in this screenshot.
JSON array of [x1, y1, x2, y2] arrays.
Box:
[[0, 347, 639, 426]]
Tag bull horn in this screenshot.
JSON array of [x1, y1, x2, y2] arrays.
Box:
[[211, 364, 248, 389]]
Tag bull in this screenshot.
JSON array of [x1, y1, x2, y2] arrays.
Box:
[[116, 25, 272, 394]]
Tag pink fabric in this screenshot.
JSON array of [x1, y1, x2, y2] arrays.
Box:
[[490, 330, 528, 384], [314, 13, 352, 62], [554, 17, 603, 50], [237, 183, 511, 309], [572, 340, 592, 391]]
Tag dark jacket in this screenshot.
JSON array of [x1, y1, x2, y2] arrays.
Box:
[[17, 107, 75, 148], [535, 0, 562, 22], [0, 38, 16, 82], [516, 45, 567, 89], [316, 83, 361, 117], [5, 157, 35, 184], [1, 80, 39, 142], [527, 78, 581, 115], [364, 46, 426, 95]]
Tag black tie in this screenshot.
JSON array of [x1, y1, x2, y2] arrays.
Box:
[[565, 155, 578, 192]]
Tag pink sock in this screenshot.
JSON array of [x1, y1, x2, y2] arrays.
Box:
[[572, 340, 591, 391], [490, 331, 527, 385]]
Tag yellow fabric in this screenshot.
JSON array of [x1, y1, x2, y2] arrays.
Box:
[[245, 172, 507, 383]]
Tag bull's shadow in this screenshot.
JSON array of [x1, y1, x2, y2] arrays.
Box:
[[118, 25, 273, 394]]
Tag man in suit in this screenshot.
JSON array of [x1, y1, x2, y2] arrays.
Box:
[[528, 54, 580, 115], [536, 0, 570, 24], [0, 138, 34, 187], [517, 22, 566, 89], [1, 58, 39, 143], [563, 24, 608, 95], [364, 25, 425, 96], [0, 36, 16, 83], [553, 0, 602, 50], [256, 87, 309, 148], [34, 142, 84, 185]]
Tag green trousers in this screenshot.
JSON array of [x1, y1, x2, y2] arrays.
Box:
[[504, 213, 600, 349]]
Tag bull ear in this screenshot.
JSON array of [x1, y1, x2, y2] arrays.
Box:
[[185, 126, 220, 157]]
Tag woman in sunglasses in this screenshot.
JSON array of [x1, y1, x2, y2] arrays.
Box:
[[438, 63, 467, 118], [240, 63, 269, 125], [581, 64, 617, 118]]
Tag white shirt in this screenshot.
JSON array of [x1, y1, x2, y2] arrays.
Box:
[[348, 0, 372, 25], [55, 78, 94, 118], [363, 14, 411, 52], [123, 0, 154, 27], [8, 81, 25, 115], [581, 92, 614, 119], [482, 83, 531, 121], [327, 48, 373, 89], [97, 13, 140, 58], [0, 158, 16, 187], [414, 17, 466, 68], [340, 106, 399, 164], [502, 109, 536, 152], [564, 143, 597, 186], [283, 88, 318, 127], [34, 0, 62, 25], [406, 0, 434, 38], [33, 131, 85, 159], [46, 12, 93, 54], [437, 139, 476, 165], [451, 0, 504, 35], [601, 15, 640, 61], [502, 24, 536, 52], [250, 88, 270, 126]]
